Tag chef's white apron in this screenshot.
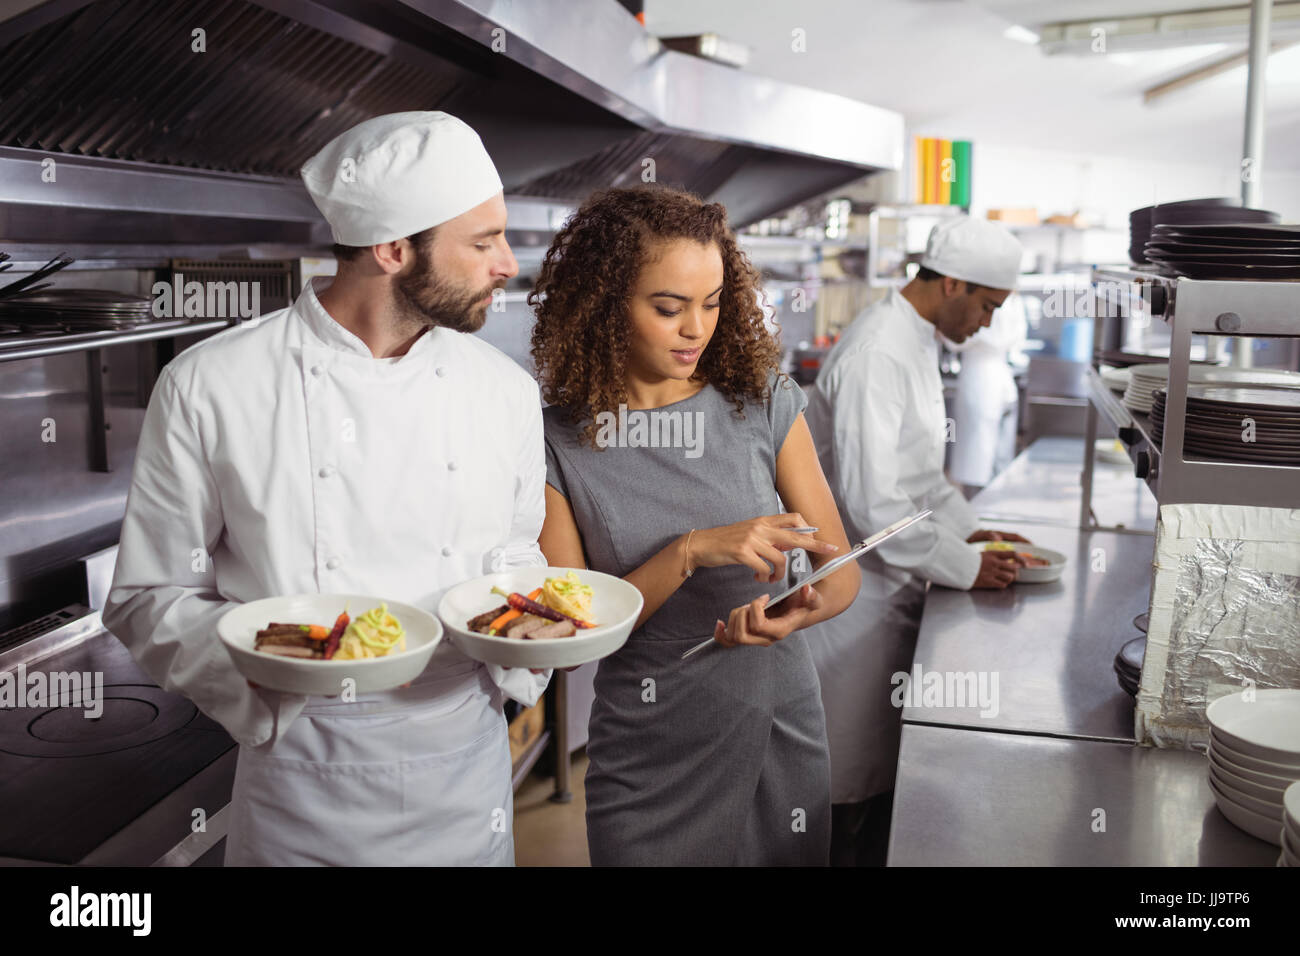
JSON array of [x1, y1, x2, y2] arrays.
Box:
[[225, 655, 515, 866], [806, 573, 926, 804]]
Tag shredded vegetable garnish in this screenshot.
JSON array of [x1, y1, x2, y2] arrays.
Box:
[[333, 604, 406, 660], [542, 571, 594, 623]]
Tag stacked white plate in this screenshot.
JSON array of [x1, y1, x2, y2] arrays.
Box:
[[1121, 363, 1300, 414], [1100, 365, 1131, 394], [1204, 689, 1300, 848], [1283, 783, 1300, 867]]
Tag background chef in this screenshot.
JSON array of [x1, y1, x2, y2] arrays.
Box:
[[103, 111, 548, 866], [945, 290, 1029, 496], [803, 215, 1031, 865]]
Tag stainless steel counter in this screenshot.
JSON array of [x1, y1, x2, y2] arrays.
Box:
[[902, 524, 1152, 741], [971, 436, 1156, 533], [888, 438, 1279, 865], [889, 724, 1279, 866]]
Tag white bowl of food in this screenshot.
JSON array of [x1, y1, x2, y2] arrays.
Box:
[[969, 541, 1068, 584], [438, 567, 643, 670], [218, 594, 442, 696], [1206, 689, 1300, 765]]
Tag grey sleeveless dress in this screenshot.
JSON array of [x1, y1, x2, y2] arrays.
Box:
[[543, 372, 831, 866]]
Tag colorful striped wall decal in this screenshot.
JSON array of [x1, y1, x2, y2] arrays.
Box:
[[915, 137, 972, 206]]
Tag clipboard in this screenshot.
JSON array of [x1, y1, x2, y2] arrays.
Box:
[[679, 509, 933, 660]]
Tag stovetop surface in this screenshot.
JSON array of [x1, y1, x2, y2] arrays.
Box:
[[0, 631, 235, 864]]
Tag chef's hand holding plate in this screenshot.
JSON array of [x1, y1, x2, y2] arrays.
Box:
[[972, 550, 1019, 589], [713, 583, 823, 648], [692, 513, 838, 584]]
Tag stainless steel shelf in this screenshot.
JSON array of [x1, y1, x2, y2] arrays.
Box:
[[0, 318, 234, 364], [1082, 270, 1300, 521]]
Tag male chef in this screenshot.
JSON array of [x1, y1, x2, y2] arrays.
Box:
[[803, 215, 1030, 865], [102, 112, 548, 866]]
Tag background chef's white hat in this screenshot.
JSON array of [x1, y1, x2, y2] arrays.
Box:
[[919, 216, 1023, 291], [300, 111, 503, 247]]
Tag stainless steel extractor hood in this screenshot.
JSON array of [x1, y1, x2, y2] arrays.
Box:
[[0, 0, 903, 244]]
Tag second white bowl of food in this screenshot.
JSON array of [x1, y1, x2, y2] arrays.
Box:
[[219, 594, 442, 696], [969, 541, 1068, 584], [438, 567, 643, 669]]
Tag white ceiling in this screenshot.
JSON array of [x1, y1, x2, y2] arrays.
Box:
[[644, 0, 1300, 171]]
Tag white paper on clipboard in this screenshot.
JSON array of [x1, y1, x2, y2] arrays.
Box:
[[680, 509, 933, 660]]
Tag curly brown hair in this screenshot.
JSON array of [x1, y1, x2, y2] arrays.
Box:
[[528, 185, 781, 447]]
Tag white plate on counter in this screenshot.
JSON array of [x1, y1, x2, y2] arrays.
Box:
[[1208, 764, 1285, 819], [438, 567, 643, 670], [1282, 825, 1299, 865], [219, 594, 443, 696], [1211, 729, 1300, 775], [1206, 689, 1300, 764], [1286, 781, 1300, 837], [1209, 738, 1300, 788], [1208, 744, 1299, 796], [968, 542, 1068, 584], [1208, 776, 1284, 846]]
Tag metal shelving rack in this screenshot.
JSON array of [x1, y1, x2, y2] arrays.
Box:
[[1080, 266, 1300, 529]]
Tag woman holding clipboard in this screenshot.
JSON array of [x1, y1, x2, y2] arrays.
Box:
[[533, 186, 859, 865]]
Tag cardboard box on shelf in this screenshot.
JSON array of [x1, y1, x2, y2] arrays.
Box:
[[509, 697, 545, 766], [1044, 212, 1090, 228], [987, 208, 1039, 225]]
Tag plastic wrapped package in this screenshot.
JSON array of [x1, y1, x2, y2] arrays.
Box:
[[1137, 503, 1300, 748]]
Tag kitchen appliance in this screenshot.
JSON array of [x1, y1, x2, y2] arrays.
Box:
[[0, 549, 235, 866]]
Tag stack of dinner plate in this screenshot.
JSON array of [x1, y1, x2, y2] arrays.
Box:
[[1282, 783, 1300, 866], [1112, 636, 1144, 697], [1205, 689, 1300, 847], [0, 288, 154, 331], [1144, 221, 1300, 279], [1150, 384, 1300, 465], [1128, 198, 1257, 264], [1123, 363, 1300, 414]]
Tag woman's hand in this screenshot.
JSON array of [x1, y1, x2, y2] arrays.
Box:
[[713, 584, 824, 648], [691, 513, 838, 584]]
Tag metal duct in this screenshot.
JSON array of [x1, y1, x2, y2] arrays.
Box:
[[0, 0, 902, 240]]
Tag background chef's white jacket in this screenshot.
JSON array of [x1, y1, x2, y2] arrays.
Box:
[[102, 277, 548, 750], [943, 295, 1027, 487], [805, 288, 981, 598]]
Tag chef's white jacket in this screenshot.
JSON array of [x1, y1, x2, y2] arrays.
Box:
[[803, 288, 982, 802], [102, 276, 548, 865], [805, 288, 981, 598]]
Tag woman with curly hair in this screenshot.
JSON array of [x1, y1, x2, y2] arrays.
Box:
[[532, 185, 860, 865]]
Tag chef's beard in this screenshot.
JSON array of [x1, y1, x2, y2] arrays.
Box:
[[393, 242, 498, 334]]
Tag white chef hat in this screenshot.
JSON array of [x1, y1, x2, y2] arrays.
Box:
[[300, 111, 503, 247], [920, 216, 1023, 291]]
